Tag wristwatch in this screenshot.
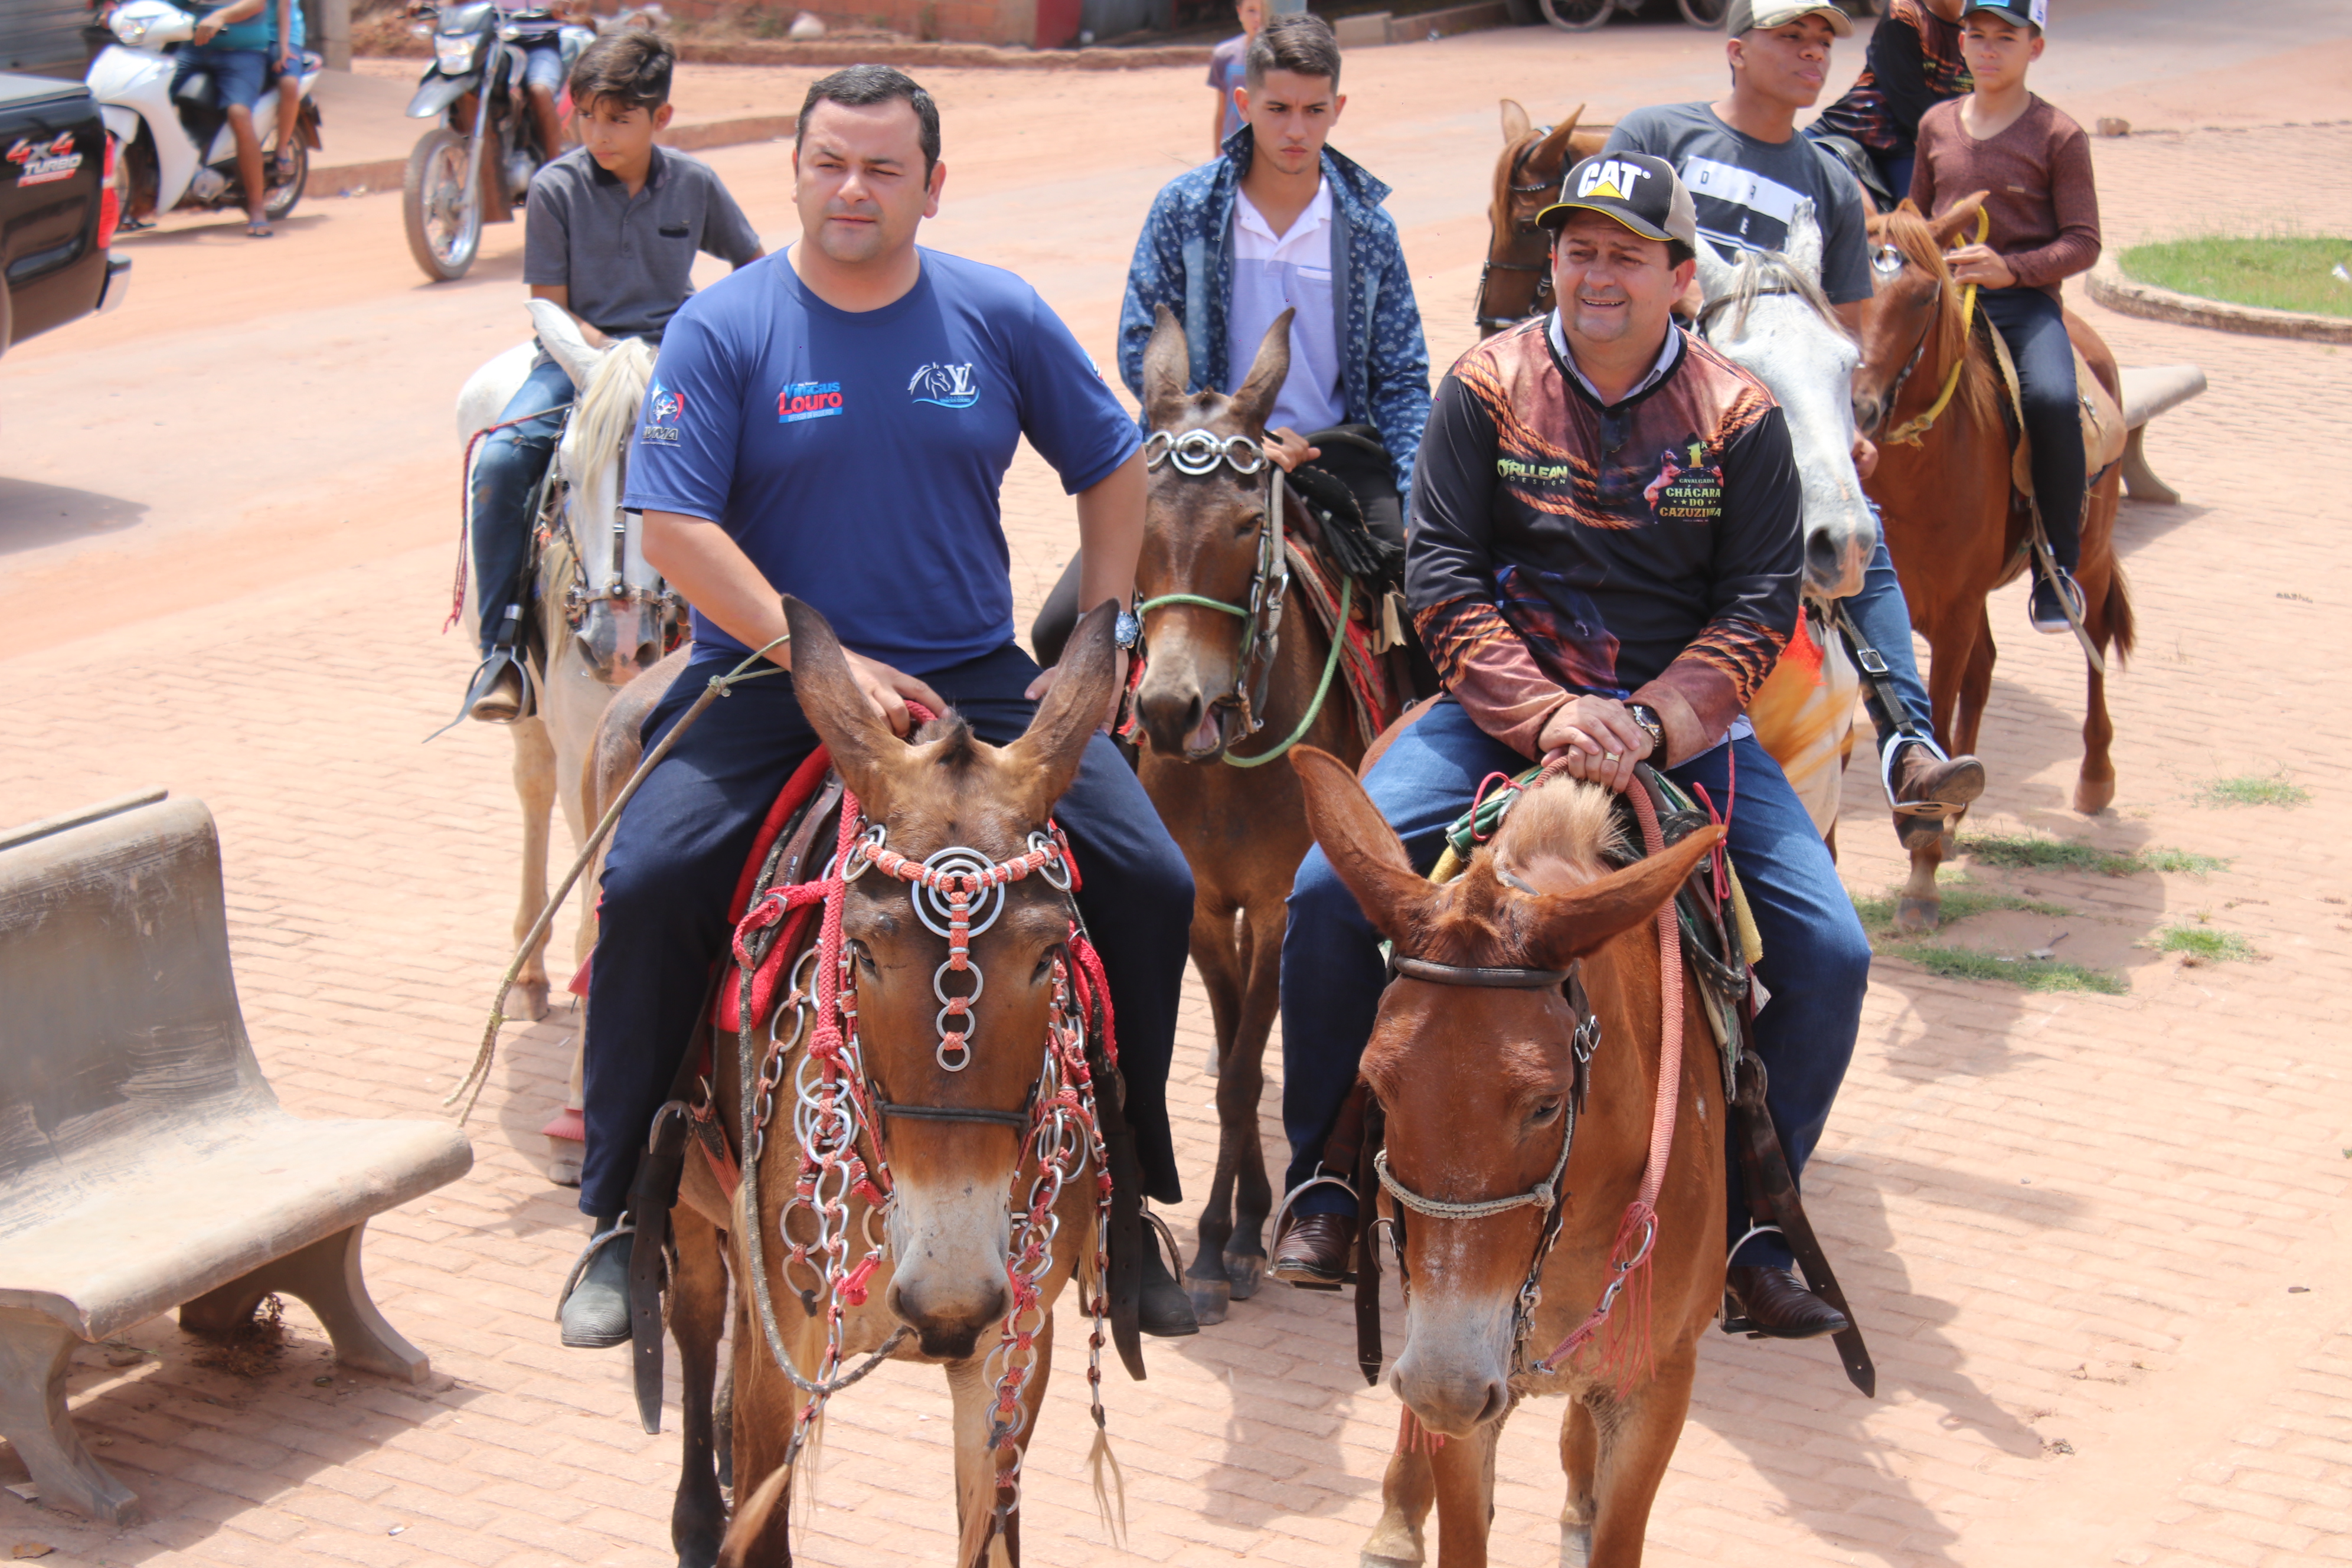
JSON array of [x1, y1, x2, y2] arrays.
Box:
[[1113, 607, 1142, 652], [1625, 703, 1667, 766]]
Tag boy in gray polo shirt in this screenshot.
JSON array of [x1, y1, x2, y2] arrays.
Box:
[[461, 30, 765, 724]]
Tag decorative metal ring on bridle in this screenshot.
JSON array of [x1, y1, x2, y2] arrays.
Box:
[[1376, 949, 1605, 1374], [1143, 427, 1269, 478]]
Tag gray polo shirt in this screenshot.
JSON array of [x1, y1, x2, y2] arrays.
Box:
[[522, 145, 764, 341]]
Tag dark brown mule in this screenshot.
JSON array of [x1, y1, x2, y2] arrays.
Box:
[[1850, 195, 2135, 930], [1477, 102, 1605, 338], [590, 602, 1126, 1567], [1292, 747, 1724, 1567], [1129, 303, 1369, 1322]]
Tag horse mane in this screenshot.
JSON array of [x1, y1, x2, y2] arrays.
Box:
[[568, 335, 658, 472], [1491, 775, 1627, 880], [912, 708, 978, 766], [1877, 204, 1999, 431], [1697, 246, 1846, 342]]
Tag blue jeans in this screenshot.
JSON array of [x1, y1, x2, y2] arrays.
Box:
[[171, 44, 270, 110], [582, 642, 1197, 1219], [1841, 534, 1937, 758], [1978, 284, 2085, 571], [1278, 700, 1871, 1270], [468, 357, 574, 655]]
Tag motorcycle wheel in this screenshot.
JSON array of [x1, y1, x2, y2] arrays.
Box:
[[404, 126, 481, 283], [263, 139, 307, 221], [1538, 0, 1613, 31], [1677, 0, 1728, 22]]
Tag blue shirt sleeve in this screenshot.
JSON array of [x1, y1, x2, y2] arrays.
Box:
[[623, 296, 743, 521], [1014, 289, 1142, 496]]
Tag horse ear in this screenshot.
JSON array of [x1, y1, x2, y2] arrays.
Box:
[[1786, 196, 1823, 286], [1930, 191, 1988, 249], [1500, 98, 1531, 144], [527, 298, 602, 392], [1522, 825, 1721, 970], [1141, 304, 1192, 429], [1227, 307, 1293, 435], [1291, 746, 1442, 948], [1005, 599, 1120, 816], [1533, 111, 1583, 180], [780, 595, 903, 809], [1692, 231, 1737, 305]]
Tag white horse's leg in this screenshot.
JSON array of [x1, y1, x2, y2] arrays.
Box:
[[510, 714, 557, 1023]]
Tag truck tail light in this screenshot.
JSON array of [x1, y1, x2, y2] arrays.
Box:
[[98, 135, 120, 247]]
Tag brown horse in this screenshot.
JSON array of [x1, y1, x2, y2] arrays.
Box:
[[1850, 195, 2135, 929], [1477, 102, 1607, 339], [1293, 746, 1723, 1567], [596, 601, 1127, 1566], [1128, 304, 1374, 1323]]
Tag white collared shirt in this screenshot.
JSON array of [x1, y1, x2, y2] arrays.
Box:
[[1228, 179, 1346, 434], [1547, 311, 1683, 406]]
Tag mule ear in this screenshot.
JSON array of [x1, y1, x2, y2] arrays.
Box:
[[1692, 228, 1738, 305], [1500, 98, 1531, 144], [1532, 110, 1583, 177], [528, 298, 602, 391], [1141, 304, 1192, 429], [1931, 191, 1988, 249], [1785, 196, 1823, 288], [1005, 599, 1119, 815], [781, 594, 903, 809], [1291, 746, 1441, 948], [1227, 307, 1293, 435], [1522, 825, 1721, 971]]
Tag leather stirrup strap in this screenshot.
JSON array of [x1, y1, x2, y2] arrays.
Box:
[[1090, 1031, 1147, 1382], [629, 1100, 693, 1433], [1729, 1048, 1876, 1398], [1353, 1093, 1387, 1387]]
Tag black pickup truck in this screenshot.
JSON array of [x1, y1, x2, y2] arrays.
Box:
[[0, 70, 127, 361]]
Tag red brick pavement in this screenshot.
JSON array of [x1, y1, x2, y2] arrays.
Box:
[[2, 123, 2350, 1568]]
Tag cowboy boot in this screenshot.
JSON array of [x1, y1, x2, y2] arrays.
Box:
[[1889, 741, 1985, 851], [1726, 1265, 1851, 1340], [558, 1215, 633, 1349], [1138, 1243, 1199, 1338], [1270, 1213, 1356, 1288]]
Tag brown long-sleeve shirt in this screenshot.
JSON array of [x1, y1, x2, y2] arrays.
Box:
[[1910, 94, 2101, 299]]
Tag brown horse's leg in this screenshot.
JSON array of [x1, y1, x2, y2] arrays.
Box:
[[1219, 895, 1284, 1299], [2073, 484, 2124, 815], [1184, 904, 1247, 1324], [948, 1312, 1054, 1568], [1559, 1397, 1599, 1567], [671, 1203, 730, 1568], [1362, 1444, 1437, 1566], [1586, 1350, 1700, 1568], [1427, 1415, 1504, 1568], [716, 1287, 803, 1568], [1897, 612, 1978, 932], [511, 716, 557, 1020]]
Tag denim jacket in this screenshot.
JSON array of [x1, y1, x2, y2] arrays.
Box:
[[1116, 127, 1432, 494]]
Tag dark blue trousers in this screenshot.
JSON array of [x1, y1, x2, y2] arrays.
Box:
[[1278, 700, 1871, 1270], [468, 357, 573, 655], [1978, 284, 2085, 571], [580, 642, 1195, 1219]]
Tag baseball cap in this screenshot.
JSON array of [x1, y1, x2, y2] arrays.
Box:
[[1536, 153, 1700, 254], [1964, 0, 2047, 28], [1723, 0, 1853, 37]]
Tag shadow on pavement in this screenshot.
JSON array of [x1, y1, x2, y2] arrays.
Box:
[[0, 478, 151, 556]]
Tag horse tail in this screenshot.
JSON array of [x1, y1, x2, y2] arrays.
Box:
[[2103, 560, 2135, 668], [716, 1461, 791, 1568]]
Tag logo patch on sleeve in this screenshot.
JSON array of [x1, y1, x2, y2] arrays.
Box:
[[641, 381, 685, 444]]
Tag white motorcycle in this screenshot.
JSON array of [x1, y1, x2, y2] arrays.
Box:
[[86, 0, 321, 228]]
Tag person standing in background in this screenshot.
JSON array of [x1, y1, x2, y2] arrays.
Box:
[[1206, 0, 1265, 162], [1808, 0, 1970, 204]]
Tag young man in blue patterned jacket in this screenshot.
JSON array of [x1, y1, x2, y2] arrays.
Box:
[[1034, 13, 1430, 661]]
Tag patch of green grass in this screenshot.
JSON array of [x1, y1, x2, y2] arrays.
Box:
[[1897, 945, 2129, 995], [2197, 775, 2310, 809], [2153, 925, 2258, 963], [1958, 834, 2230, 878], [2120, 235, 2352, 318], [1849, 883, 2070, 940]]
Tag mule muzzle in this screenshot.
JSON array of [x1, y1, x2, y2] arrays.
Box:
[[1389, 1296, 1517, 1439], [1390, 1355, 1512, 1440], [1135, 667, 1231, 760], [886, 1275, 1010, 1361]]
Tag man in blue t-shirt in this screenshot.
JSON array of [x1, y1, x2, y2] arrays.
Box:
[[561, 66, 1200, 1348]]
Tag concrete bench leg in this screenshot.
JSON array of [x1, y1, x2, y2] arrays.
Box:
[[2119, 424, 2181, 504], [0, 1308, 143, 1527], [179, 1223, 430, 1385]]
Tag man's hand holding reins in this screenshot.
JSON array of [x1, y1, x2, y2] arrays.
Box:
[[1538, 693, 1652, 795], [1262, 427, 1322, 473]]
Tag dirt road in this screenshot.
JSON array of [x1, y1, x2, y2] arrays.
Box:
[[3, 14, 2351, 1568]]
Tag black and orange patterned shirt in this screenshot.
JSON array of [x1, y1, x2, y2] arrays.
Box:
[[1812, 0, 1971, 159], [1406, 318, 1800, 761]]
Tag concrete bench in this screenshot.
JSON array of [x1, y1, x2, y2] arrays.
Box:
[[2116, 364, 2208, 505], [0, 792, 472, 1527]]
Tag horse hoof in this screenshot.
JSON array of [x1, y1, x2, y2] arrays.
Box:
[[515, 981, 551, 1023], [1223, 1247, 1267, 1302], [1360, 1549, 1424, 1568], [544, 1151, 582, 1187], [2075, 778, 2116, 815], [1895, 896, 1941, 934], [1185, 1278, 1231, 1326]]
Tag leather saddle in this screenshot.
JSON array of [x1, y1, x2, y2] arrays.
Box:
[[1981, 313, 2128, 496]]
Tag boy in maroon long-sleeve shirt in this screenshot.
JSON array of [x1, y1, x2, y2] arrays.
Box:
[[1910, 0, 2101, 633]]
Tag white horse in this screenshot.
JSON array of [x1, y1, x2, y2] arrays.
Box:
[[456, 302, 670, 1174], [1695, 201, 1873, 843]]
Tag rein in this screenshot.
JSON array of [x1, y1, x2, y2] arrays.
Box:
[[1877, 209, 1990, 449], [1474, 131, 1560, 335], [1136, 427, 1351, 769]]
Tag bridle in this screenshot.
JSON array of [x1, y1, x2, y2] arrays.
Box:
[[1371, 952, 1611, 1378], [724, 767, 1119, 1549], [535, 417, 684, 662], [1866, 210, 1989, 449], [1473, 132, 1562, 337]]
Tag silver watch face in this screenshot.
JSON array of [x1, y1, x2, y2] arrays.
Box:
[[1113, 609, 1142, 650]]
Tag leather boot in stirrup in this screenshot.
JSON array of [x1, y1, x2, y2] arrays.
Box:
[[1726, 1265, 1851, 1341], [1890, 742, 1984, 851], [558, 1220, 633, 1349]]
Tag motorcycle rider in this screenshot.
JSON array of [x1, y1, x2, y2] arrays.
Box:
[[406, 0, 576, 168], [168, 0, 277, 235], [266, 0, 306, 185], [460, 30, 765, 723]]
